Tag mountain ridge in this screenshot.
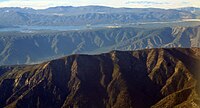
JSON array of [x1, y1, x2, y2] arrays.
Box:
[[0, 26, 200, 65], [0, 6, 197, 26], [0, 48, 199, 108]]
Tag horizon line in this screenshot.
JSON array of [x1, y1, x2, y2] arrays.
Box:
[[0, 5, 199, 10]]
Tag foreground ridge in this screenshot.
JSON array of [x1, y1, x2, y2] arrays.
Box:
[[0, 48, 199, 108]]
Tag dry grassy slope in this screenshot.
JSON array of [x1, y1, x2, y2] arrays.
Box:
[[0, 48, 199, 108]]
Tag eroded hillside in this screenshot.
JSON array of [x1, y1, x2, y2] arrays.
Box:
[[0, 48, 199, 108], [0, 26, 200, 65]]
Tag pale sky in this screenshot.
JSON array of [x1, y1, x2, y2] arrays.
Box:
[[0, 0, 200, 9]]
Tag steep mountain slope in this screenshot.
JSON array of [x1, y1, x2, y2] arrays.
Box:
[[0, 48, 199, 108], [0, 6, 195, 26], [0, 26, 200, 65]]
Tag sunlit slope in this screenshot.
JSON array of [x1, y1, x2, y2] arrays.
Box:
[[0, 48, 199, 108]]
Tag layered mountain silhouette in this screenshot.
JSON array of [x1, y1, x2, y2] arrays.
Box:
[[1, 6, 200, 65], [0, 48, 199, 108], [0, 26, 200, 65], [0, 6, 197, 26]]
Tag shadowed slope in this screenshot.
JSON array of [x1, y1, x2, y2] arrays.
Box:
[[0, 48, 199, 108]]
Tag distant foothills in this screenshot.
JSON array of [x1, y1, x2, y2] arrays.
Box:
[[0, 6, 199, 26], [0, 26, 199, 65]]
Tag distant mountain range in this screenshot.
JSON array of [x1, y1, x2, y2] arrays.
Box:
[[0, 48, 199, 107], [0, 6, 199, 26], [0, 26, 199, 65], [0, 6, 200, 65]]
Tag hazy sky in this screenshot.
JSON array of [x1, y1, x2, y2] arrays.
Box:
[[0, 0, 199, 9]]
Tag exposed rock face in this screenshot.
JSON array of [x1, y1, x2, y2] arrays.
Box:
[[0, 48, 199, 108]]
